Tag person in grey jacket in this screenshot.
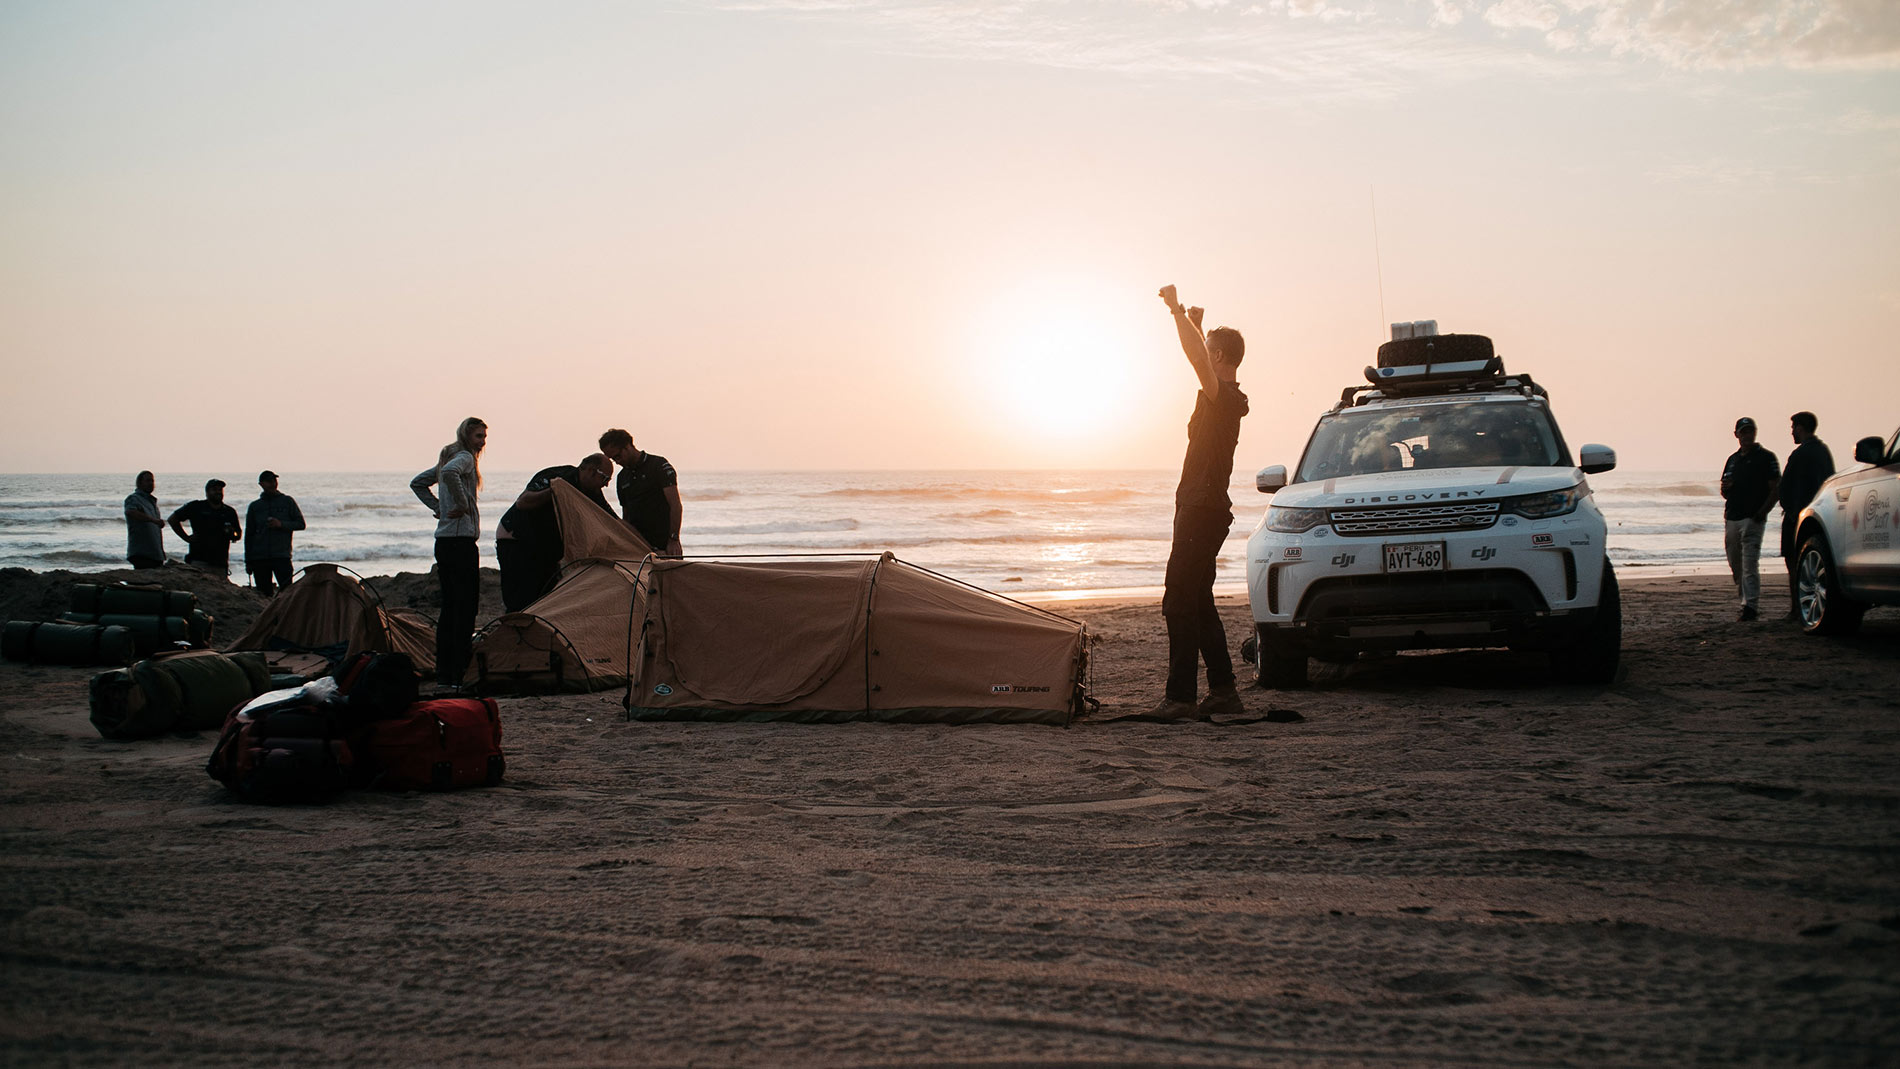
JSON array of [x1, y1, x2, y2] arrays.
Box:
[[243, 470, 306, 596], [411, 417, 487, 688]]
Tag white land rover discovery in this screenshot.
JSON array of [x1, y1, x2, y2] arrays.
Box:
[[1245, 323, 1621, 687]]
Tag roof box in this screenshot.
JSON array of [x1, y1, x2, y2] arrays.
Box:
[[1377, 332, 1494, 369]]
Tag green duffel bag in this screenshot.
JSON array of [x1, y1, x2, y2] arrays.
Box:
[[89, 668, 165, 739], [70, 584, 196, 618], [91, 650, 272, 739], [2, 620, 137, 666]]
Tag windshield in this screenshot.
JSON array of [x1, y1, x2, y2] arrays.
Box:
[[1296, 401, 1568, 482]]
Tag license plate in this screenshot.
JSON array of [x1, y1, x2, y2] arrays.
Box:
[[1383, 541, 1446, 572]]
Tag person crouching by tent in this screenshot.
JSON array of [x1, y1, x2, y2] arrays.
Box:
[[244, 471, 306, 596], [495, 452, 615, 612], [411, 417, 486, 688]]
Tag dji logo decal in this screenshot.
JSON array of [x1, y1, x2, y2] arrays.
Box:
[[1470, 546, 1497, 561]]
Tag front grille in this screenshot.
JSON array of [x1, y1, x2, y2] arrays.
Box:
[[1328, 500, 1501, 537]]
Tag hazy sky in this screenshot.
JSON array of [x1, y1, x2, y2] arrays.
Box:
[[3, 0, 1895, 477]]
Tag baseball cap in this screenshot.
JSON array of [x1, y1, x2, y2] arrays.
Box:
[[205, 478, 225, 491], [1734, 417, 1756, 432], [258, 470, 278, 482]]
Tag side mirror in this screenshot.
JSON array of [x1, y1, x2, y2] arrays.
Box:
[[1256, 465, 1288, 494], [1578, 444, 1616, 474], [1855, 436, 1885, 465]]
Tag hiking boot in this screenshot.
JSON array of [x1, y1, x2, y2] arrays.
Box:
[[1196, 685, 1246, 719], [1147, 698, 1201, 721], [1738, 605, 1759, 622]]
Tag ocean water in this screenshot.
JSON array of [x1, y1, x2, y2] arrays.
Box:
[[0, 469, 1731, 594]]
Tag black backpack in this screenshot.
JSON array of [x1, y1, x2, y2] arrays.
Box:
[[334, 651, 421, 722]]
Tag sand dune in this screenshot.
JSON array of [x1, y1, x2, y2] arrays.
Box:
[[1, 571, 1896, 1065]]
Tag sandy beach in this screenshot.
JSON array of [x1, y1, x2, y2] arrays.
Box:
[[1, 566, 1896, 1065]]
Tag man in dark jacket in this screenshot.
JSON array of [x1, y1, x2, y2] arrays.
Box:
[[495, 453, 615, 612], [1152, 284, 1249, 720], [1778, 411, 1835, 620], [244, 470, 306, 597], [168, 479, 242, 575]]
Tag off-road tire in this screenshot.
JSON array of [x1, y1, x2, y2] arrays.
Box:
[[1551, 565, 1621, 684], [1255, 626, 1308, 689], [1797, 534, 1865, 636]]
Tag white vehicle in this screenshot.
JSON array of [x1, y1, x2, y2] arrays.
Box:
[[1793, 427, 1900, 635], [1245, 323, 1621, 687]]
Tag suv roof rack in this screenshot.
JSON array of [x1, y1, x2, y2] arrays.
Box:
[[1333, 363, 1547, 410]]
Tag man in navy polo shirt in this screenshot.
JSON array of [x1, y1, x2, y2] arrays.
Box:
[[598, 428, 682, 557]]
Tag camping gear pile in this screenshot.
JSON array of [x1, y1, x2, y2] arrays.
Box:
[[63, 582, 214, 654], [225, 563, 437, 674], [90, 649, 277, 739], [3, 582, 213, 666], [207, 651, 506, 804]]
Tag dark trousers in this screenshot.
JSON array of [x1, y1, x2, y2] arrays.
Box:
[[434, 536, 480, 685], [496, 538, 560, 614], [128, 556, 164, 571], [247, 557, 293, 596], [1781, 512, 1802, 615], [1162, 507, 1236, 702]]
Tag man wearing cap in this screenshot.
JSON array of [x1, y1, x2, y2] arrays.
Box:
[[244, 470, 306, 597], [168, 479, 242, 575], [1720, 417, 1780, 622]]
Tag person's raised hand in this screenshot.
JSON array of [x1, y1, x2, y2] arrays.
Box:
[[1188, 306, 1205, 329], [1158, 284, 1178, 311]]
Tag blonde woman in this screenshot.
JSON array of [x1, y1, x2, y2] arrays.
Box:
[[411, 417, 487, 687]]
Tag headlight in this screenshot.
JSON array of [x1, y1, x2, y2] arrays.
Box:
[[1511, 485, 1585, 518], [1266, 505, 1329, 532]]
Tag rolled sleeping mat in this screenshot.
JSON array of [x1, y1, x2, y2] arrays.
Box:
[[2, 620, 138, 666], [59, 612, 214, 655], [69, 584, 197, 618]]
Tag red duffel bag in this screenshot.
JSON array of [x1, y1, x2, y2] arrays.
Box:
[[361, 697, 504, 791]]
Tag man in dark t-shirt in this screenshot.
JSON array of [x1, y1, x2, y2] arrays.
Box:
[[1777, 410, 1835, 619], [1720, 416, 1781, 622], [598, 428, 681, 556], [167, 479, 241, 573], [494, 454, 615, 612], [1154, 284, 1250, 720]]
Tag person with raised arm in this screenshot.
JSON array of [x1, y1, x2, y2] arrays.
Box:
[[1152, 284, 1250, 720]]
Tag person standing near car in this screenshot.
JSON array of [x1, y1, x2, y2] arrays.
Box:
[[1721, 417, 1780, 622], [1778, 411, 1835, 621], [1152, 284, 1249, 720]]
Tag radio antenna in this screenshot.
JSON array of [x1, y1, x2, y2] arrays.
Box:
[[1370, 185, 1387, 338]]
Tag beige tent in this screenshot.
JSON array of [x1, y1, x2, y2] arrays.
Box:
[[469, 557, 642, 693], [225, 563, 437, 673], [626, 555, 1088, 724], [551, 479, 653, 562]]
